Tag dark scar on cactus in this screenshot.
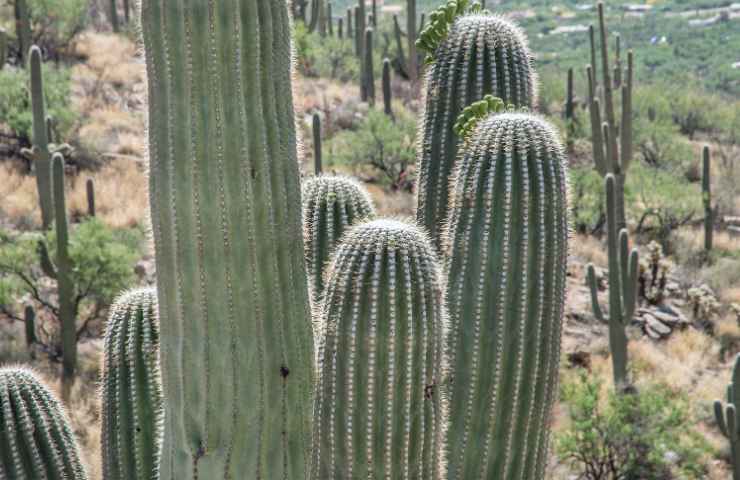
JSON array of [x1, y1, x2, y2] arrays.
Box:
[[280, 365, 290, 378], [424, 383, 435, 399]]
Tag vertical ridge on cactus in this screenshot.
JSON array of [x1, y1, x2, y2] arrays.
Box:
[[301, 175, 375, 307], [0, 367, 88, 479], [444, 112, 569, 479], [415, 12, 537, 249], [141, 0, 314, 478], [101, 287, 163, 480], [311, 218, 449, 479]]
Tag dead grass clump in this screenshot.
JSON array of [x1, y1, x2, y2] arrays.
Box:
[[570, 233, 608, 267], [0, 164, 42, 228]]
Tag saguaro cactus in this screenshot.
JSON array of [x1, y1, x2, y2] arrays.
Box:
[[301, 175, 375, 306], [141, 1, 314, 478], [363, 28, 375, 105], [14, 0, 31, 65], [102, 287, 163, 480], [586, 174, 639, 389], [703, 145, 713, 252], [86, 178, 96, 217], [110, 0, 119, 32], [28, 46, 54, 229], [382, 58, 393, 118], [0, 367, 88, 479], [416, 5, 537, 248], [586, 2, 633, 233], [715, 354, 740, 480], [24, 304, 36, 347], [444, 111, 569, 479], [311, 219, 449, 479], [0, 28, 7, 69]]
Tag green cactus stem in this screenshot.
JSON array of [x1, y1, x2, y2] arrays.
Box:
[[357, 0, 366, 58], [141, 1, 314, 477], [363, 28, 375, 105], [354, 6, 361, 56], [110, 0, 119, 32], [393, 15, 408, 75], [338, 17, 343, 39], [589, 24, 598, 97], [29, 46, 54, 229], [101, 287, 163, 480], [586, 174, 639, 390], [444, 111, 569, 479], [0, 28, 7, 69], [86, 178, 95, 217], [406, 0, 418, 82], [50, 153, 76, 387], [382, 58, 393, 118], [416, 12, 536, 248], [372, 0, 377, 27], [703, 145, 713, 252], [24, 304, 36, 347], [0, 367, 88, 478], [14, 0, 31, 65], [327, 1, 333, 36], [301, 175, 375, 307], [715, 354, 740, 480], [565, 68, 574, 120], [347, 7, 353, 40], [311, 219, 449, 479], [313, 113, 322, 175]]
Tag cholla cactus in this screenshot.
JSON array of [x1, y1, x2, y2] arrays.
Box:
[[444, 111, 569, 479], [688, 284, 720, 324], [311, 219, 449, 479], [638, 240, 669, 305], [416, 9, 537, 248], [101, 287, 163, 480], [0, 367, 87, 479], [302, 175, 375, 306], [715, 354, 740, 480]]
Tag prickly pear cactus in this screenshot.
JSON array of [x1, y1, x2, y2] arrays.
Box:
[[302, 175, 375, 306], [311, 219, 449, 479], [141, 1, 314, 478], [0, 367, 88, 479], [444, 112, 569, 479], [101, 287, 163, 480], [416, 8, 537, 249]]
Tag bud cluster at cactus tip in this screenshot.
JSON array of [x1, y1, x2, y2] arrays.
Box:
[[453, 94, 506, 138], [417, 0, 484, 61], [302, 175, 375, 307], [444, 111, 570, 479], [0, 367, 88, 479], [311, 218, 450, 479], [101, 287, 163, 480]]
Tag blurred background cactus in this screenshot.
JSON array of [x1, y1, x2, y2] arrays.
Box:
[[715, 354, 740, 480]]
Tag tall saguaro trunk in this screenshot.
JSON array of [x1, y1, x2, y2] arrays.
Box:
[[140, 1, 314, 479], [406, 0, 417, 84]]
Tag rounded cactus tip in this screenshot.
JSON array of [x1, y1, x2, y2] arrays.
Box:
[[302, 175, 374, 205], [343, 218, 435, 249]]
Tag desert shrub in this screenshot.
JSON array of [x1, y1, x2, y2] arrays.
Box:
[[570, 165, 605, 234], [27, 0, 88, 54], [638, 241, 669, 306], [294, 23, 361, 82], [556, 373, 712, 480], [326, 107, 416, 190], [0, 219, 138, 347], [630, 161, 702, 248], [0, 64, 77, 144]]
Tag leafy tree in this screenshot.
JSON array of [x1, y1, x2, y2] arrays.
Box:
[[326, 107, 416, 190]]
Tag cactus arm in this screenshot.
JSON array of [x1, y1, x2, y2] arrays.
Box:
[[586, 264, 605, 322], [51, 153, 76, 386], [37, 240, 57, 278], [393, 15, 407, 71], [620, 51, 633, 171], [597, 3, 618, 162], [24, 305, 36, 346], [406, 0, 418, 82], [589, 25, 598, 94], [313, 114, 322, 175], [716, 400, 729, 437], [623, 247, 639, 322], [363, 28, 375, 105], [86, 178, 95, 217], [589, 97, 607, 176]]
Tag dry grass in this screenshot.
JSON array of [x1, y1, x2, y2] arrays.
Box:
[[570, 233, 608, 267], [0, 160, 148, 230]]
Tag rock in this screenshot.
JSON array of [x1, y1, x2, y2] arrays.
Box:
[[645, 324, 663, 340], [663, 450, 680, 465], [644, 313, 672, 336]]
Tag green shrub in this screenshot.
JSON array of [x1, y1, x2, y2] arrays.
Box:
[[294, 22, 362, 82], [0, 219, 138, 338], [570, 165, 604, 234], [556, 373, 713, 480], [28, 0, 87, 53], [0, 64, 76, 143], [326, 107, 416, 190]]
